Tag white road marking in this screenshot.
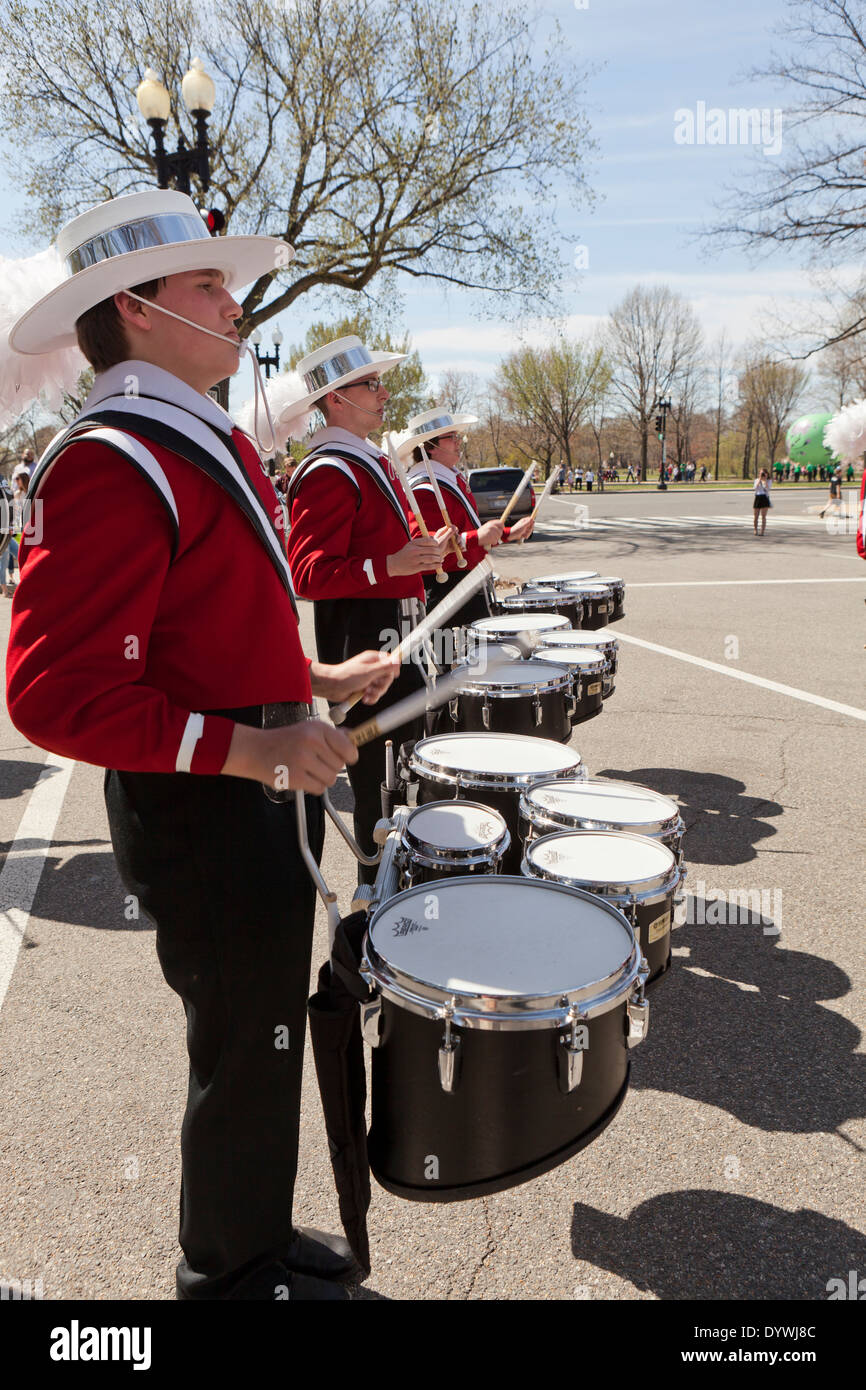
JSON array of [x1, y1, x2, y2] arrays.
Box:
[[613, 632, 866, 722], [537, 512, 847, 532], [626, 578, 864, 588], [0, 754, 75, 1014]]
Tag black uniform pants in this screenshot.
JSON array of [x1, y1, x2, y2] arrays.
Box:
[[104, 741, 324, 1299], [315, 595, 424, 882]]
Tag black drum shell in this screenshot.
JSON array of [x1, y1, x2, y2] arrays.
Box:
[[630, 892, 673, 983], [576, 594, 610, 629], [368, 998, 631, 1201], [571, 677, 605, 724], [512, 591, 586, 629], [416, 773, 530, 874], [449, 687, 572, 744]]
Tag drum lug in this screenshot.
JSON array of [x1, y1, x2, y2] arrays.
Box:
[[438, 1002, 462, 1092], [448, 695, 459, 724], [482, 695, 491, 730], [558, 1006, 588, 1093], [533, 691, 543, 727], [626, 975, 650, 1048], [360, 994, 384, 1048]]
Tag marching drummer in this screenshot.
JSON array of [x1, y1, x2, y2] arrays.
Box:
[[283, 339, 451, 875], [397, 407, 535, 627], [4, 192, 398, 1299]]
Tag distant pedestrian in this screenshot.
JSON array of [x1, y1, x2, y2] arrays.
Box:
[[585, 467, 594, 493], [820, 469, 844, 520], [576, 466, 583, 490], [753, 468, 771, 535]]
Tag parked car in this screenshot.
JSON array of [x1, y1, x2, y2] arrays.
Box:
[[466, 467, 536, 522]]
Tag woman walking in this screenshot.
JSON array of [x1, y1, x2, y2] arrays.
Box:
[[753, 467, 771, 534]]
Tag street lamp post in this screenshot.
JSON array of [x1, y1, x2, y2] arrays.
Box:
[[656, 398, 672, 490], [135, 59, 216, 196], [249, 326, 283, 380]]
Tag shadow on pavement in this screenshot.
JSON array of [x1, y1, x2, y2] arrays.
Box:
[[25, 848, 143, 932], [0, 758, 52, 802], [598, 767, 782, 865], [570, 1191, 866, 1299], [630, 911, 864, 1135]]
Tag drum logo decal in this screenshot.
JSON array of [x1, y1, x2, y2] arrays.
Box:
[[648, 910, 671, 944], [392, 916, 428, 937], [479, 819, 497, 840], [587, 682, 602, 696]]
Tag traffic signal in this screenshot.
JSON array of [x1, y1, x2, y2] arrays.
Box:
[[655, 416, 663, 434], [206, 208, 226, 236]]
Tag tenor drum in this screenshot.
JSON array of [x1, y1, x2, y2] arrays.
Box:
[[409, 732, 584, 873], [498, 588, 586, 629], [399, 801, 510, 885], [530, 570, 600, 590], [561, 582, 613, 630], [596, 576, 626, 622], [466, 611, 571, 658], [446, 658, 573, 743], [532, 647, 606, 724], [518, 776, 686, 867], [361, 876, 649, 1201], [536, 628, 619, 698], [522, 831, 681, 983]]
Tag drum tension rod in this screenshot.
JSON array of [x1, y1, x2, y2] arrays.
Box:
[[558, 1003, 587, 1095], [438, 1000, 461, 1093]]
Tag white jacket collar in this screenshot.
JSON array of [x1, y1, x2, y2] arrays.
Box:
[[83, 361, 236, 437], [307, 425, 382, 461]]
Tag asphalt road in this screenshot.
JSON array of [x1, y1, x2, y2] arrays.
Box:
[[0, 484, 864, 1303]]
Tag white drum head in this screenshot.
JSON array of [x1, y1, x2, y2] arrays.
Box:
[[369, 879, 634, 998], [471, 613, 570, 634], [541, 630, 616, 650], [413, 732, 582, 777], [534, 647, 604, 667], [528, 832, 675, 887], [532, 570, 599, 586], [456, 658, 572, 689], [406, 803, 506, 850], [526, 777, 679, 828]]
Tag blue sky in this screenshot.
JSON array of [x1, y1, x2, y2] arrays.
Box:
[[0, 0, 850, 415]]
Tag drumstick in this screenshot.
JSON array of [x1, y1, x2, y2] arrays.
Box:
[[349, 654, 513, 747], [499, 460, 537, 524], [518, 467, 561, 542], [385, 432, 448, 585], [420, 446, 467, 568], [330, 556, 495, 724]]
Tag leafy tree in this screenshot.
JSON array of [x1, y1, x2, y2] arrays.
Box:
[[495, 339, 610, 478], [606, 285, 704, 480], [1, 0, 595, 335]]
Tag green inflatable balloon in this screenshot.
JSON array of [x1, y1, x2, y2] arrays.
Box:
[[785, 411, 840, 466]]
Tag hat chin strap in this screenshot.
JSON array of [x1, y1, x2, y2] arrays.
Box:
[[123, 291, 277, 457]]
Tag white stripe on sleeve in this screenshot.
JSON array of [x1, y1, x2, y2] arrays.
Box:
[[176, 712, 206, 772]]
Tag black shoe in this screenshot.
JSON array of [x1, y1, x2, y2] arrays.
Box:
[[285, 1226, 365, 1285], [177, 1259, 350, 1301]]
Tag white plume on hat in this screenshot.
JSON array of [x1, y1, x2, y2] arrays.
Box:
[[0, 246, 88, 429], [823, 400, 866, 463], [237, 369, 312, 448]]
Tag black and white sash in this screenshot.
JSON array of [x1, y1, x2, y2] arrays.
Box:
[[407, 461, 481, 528], [29, 395, 297, 611], [290, 441, 412, 538]]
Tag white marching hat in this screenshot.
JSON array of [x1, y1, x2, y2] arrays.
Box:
[[394, 406, 478, 459], [267, 334, 406, 444], [9, 189, 293, 356]]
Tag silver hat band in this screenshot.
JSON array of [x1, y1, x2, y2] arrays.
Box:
[[65, 212, 211, 276], [303, 345, 375, 393], [411, 414, 455, 438]]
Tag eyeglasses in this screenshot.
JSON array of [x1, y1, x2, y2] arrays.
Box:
[[345, 376, 383, 394]]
